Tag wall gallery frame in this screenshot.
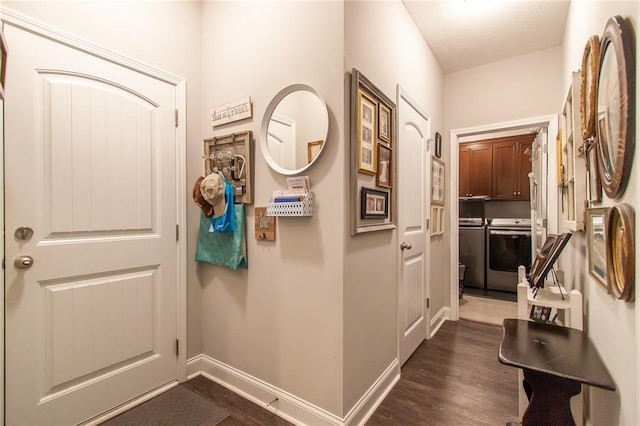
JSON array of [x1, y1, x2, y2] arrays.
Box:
[[431, 156, 445, 205], [586, 207, 610, 291], [350, 68, 397, 235], [358, 90, 377, 174]]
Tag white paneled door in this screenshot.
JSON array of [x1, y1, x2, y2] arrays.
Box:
[[4, 24, 178, 425], [397, 87, 430, 365]]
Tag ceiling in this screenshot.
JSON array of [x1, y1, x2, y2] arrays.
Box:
[[402, 0, 570, 74]]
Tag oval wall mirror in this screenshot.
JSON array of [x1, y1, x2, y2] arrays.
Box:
[[595, 15, 635, 199], [260, 84, 329, 175]]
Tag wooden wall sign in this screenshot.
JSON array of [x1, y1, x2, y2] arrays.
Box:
[[255, 207, 276, 241], [211, 96, 253, 127]]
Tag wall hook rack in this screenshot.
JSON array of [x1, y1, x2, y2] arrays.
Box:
[[203, 130, 254, 204]]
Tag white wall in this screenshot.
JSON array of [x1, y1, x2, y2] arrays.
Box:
[[444, 46, 563, 133], [2, 0, 205, 359], [344, 0, 444, 412], [197, 1, 346, 417], [559, 2, 638, 425]]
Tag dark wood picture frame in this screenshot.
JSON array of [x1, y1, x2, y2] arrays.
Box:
[[585, 139, 602, 206], [360, 187, 389, 219], [378, 102, 391, 144], [595, 15, 635, 199], [529, 233, 572, 291], [376, 144, 392, 188], [0, 28, 8, 100], [607, 203, 635, 302], [434, 132, 442, 158]]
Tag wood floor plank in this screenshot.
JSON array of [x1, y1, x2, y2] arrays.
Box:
[[366, 319, 519, 425], [183, 375, 293, 425], [183, 319, 519, 425]]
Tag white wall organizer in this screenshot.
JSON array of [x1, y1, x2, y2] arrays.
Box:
[[267, 192, 314, 217]]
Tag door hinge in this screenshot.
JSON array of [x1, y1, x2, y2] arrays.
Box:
[[426, 298, 430, 309], [175, 109, 179, 127], [176, 224, 179, 241], [176, 339, 179, 356], [542, 143, 548, 154], [426, 218, 430, 230]]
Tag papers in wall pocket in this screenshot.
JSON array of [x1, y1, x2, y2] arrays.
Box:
[[195, 205, 247, 270]]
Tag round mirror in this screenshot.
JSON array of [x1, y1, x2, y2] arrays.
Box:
[[595, 15, 635, 199], [260, 84, 329, 175]]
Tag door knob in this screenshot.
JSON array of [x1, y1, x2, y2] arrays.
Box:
[[14, 255, 34, 269], [400, 242, 412, 250], [14, 226, 34, 240]]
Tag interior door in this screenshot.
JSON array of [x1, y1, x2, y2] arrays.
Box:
[[397, 87, 430, 365], [4, 24, 178, 425]]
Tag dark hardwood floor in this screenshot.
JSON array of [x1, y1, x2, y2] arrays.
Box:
[[185, 319, 518, 425], [366, 319, 519, 425], [183, 375, 293, 425]]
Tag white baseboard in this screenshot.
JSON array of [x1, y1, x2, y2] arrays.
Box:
[[187, 354, 399, 426], [344, 359, 399, 426], [429, 306, 450, 338]]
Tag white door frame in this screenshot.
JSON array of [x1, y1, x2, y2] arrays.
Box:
[[448, 114, 557, 320], [0, 8, 188, 422]]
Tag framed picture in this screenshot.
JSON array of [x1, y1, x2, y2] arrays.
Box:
[[431, 156, 445, 205], [527, 234, 558, 284], [529, 233, 572, 291], [586, 207, 610, 291], [607, 204, 635, 302], [351, 68, 396, 235], [307, 140, 323, 164], [0, 28, 7, 100], [556, 130, 563, 187], [360, 187, 388, 219], [378, 102, 391, 144], [434, 132, 442, 158], [430, 206, 444, 237], [358, 90, 377, 174], [376, 144, 392, 188], [585, 139, 602, 206]]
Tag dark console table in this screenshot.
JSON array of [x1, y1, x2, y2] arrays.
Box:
[[498, 319, 616, 426]]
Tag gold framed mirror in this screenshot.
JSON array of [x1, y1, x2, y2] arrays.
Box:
[[595, 15, 635, 199], [606, 203, 634, 302], [580, 35, 599, 140]]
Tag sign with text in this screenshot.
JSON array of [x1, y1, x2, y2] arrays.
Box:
[[211, 96, 252, 127]]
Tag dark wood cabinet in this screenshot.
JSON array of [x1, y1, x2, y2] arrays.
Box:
[[460, 134, 534, 200], [459, 142, 492, 198]]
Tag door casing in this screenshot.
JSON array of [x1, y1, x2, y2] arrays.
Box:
[[449, 115, 558, 320]]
